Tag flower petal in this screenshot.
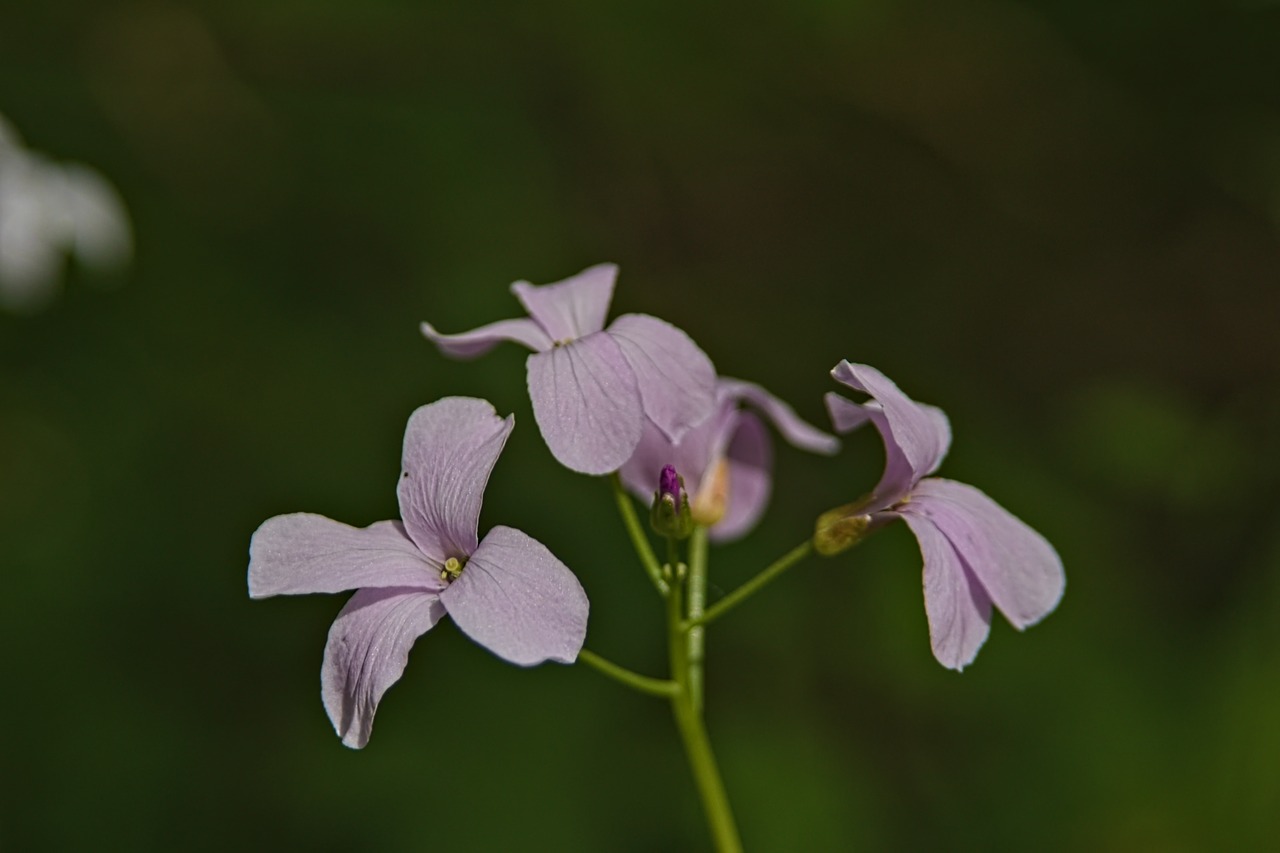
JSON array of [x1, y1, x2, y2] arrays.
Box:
[[607, 313, 716, 444], [900, 478, 1065, 630], [720, 378, 839, 455], [420, 317, 551, 358], [440, 525, 588, 666], [619, 417, 686, 500], [828, 361, 951, 481], [617, 404, 730, 505], [711, 411, 774, 542], [322, 587, 446, 748], [824, 391, 876, 434], [900, 513, 993, 671], [248, 514, 441, 598], [398, 397, 514, 561], [824, 392, 918, 506], [526, 332, 642, 474], [510, 263, 616, 342]]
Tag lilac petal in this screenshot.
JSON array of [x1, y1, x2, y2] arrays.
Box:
[[900, 513, 993, 671], [824, 392, 919, 507], [900, 478, 1065, 630], [398, 397, 514, 561], [824, 391, 876, 434], [440, 525, 588, 666], [421, 317, 552, 358], [607, 313, 716, 444], [248, 514, 442, 598], [618, 417, 682, 499], [510, 263, 617, 342], [710, 411, 774, 543], [721, 378, 840, 455], [829, 361, 951, 480], [617, 405, 730, 505], [526, 331, 642, 474], [322, 587, 446, 748]]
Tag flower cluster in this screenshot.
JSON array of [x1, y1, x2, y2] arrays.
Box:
[[249, 263, 1064, 746]]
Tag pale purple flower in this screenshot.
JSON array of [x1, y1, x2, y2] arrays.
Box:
[[824, 361, 1064, 670], [248, 397, 589, 748], [0, 113, 132, 314], [620, 378, 840, 542], [421, 264, 716, 476]]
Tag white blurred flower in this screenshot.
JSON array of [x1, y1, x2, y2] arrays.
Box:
[[0, 113, 133, 314]]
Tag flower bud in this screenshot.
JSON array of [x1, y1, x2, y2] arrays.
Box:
[[813, 503, 872, 556], [690, 457, 729, 528], [650, 464, 694, 539]]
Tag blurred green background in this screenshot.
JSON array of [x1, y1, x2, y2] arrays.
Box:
[[3, 0, 1279, 850]]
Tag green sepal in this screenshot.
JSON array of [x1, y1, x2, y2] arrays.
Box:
[[813, 503, 872, 556], [651, 489, 695, 540]]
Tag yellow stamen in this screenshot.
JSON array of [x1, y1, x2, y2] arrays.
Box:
[[440, 556, 465, 583]]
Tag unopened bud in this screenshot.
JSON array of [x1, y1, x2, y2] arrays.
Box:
[[651, 464, 694, 539], [659, 464, 681, 508], [814, 503, 872, 556]]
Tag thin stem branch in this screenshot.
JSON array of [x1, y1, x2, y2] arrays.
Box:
[[578, 649, 677, 698], [686, 526, 708, 714], [684, 540, 813, 630], [609, 473, 668, 596]]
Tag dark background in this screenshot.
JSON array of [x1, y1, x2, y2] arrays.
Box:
[[3, 1, 1278, 850]]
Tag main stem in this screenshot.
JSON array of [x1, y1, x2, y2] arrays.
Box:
[[667, 565, 742, 853], [686, 527, 708, 714]]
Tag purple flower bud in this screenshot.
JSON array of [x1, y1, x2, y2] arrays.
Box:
[[651, 463, 693, 538], [659, 464, 681, 510]]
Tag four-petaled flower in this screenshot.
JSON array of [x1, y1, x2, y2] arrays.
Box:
[[824, 361, 1064, 670], [421, 263, 716, 475], [620, 378, 840, 542], [248, 397, 589, 748]]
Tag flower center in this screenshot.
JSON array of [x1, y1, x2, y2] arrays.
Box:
[[439, 556, 466, 583]]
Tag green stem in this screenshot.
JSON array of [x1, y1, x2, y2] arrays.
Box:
[[578, 649, 677, 698], [667, 564, 742, 853], [609, 474, 668, 596], [686, 526, 708, 714], [685, 540, 813, 630]]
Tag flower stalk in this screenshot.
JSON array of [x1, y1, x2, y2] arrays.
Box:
[[686, 526, 709, 714], [610, 479, 741, 851], [666, 558, 742, 853]]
